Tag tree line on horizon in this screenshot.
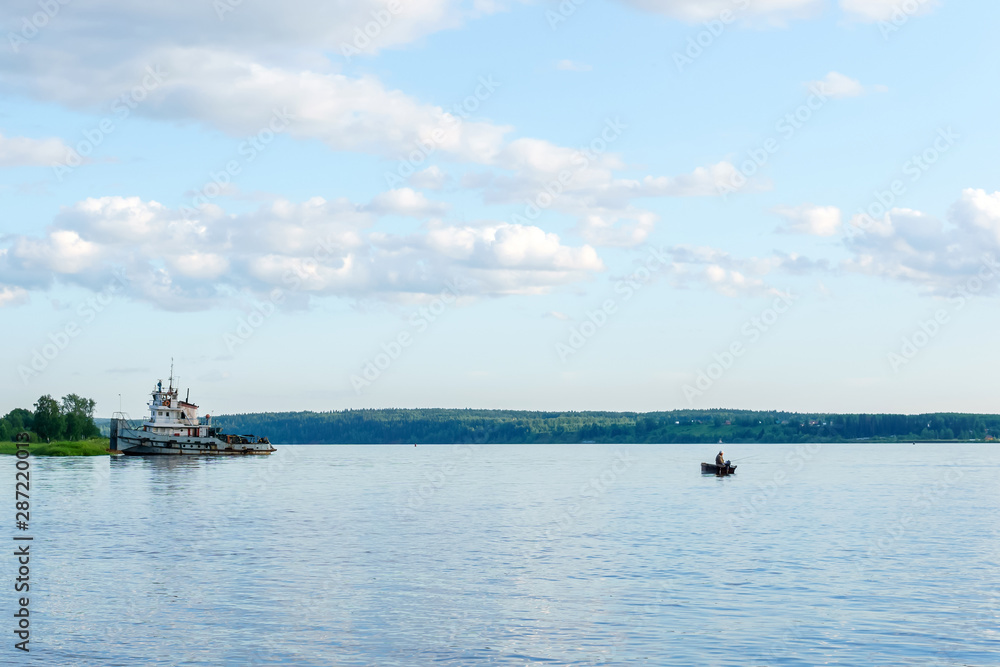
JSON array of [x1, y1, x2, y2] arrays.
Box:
[[1, 395, 101, 442], [208, 408, 1000, 444]]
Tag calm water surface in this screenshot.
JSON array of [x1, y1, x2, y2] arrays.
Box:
[[8, 444, 1000, 666]]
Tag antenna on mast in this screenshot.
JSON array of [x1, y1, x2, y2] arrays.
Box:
[[169, 358, 174, 390]]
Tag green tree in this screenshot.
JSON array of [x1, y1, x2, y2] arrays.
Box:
[[61, 394, 99, 440], [33, 395, 65, 441], [3, 408, 34, 434], [2, 409, 31, 441]]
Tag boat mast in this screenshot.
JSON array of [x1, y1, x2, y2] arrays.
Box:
[[169, 358, 174, 391]]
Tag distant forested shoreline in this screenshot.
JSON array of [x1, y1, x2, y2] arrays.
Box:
[[151, 409, 1000, 444]]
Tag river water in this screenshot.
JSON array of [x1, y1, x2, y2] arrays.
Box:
[[7, 443, 1000, 665]]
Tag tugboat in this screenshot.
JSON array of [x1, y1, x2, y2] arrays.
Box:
[[110, 364, 274, 456]]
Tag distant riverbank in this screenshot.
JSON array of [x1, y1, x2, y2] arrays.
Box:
[[0, 439, 109, 456], [115, 408, 1000, 445]]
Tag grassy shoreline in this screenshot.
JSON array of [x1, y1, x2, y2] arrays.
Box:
[[0, 439, 110, 456]]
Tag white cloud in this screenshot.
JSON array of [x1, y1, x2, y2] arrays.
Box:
[[12, 230, 104, 274], [0, 285, 28, 307], [366, 188, 449, 217], [495, 137, 619, 175], [477, 156, 745, 247], [807, 71, 887, 99], [408, 166, 450, 190], [663, 245, 827, 297], [616, 0, 822, 23], [0, 132, 74, 167], [843, 189, 1000, 295], [0, 195, 604, 309], [950, 188, 1000, 246], [703, 264, 765, 297], [840, 0, 938, 22], [556, 59, 591, 72], [633, 162, 749, 197], [0, 0, 469, 62], [4, 45, 719, 247], [476, 224, 601, 271], [2, 47, 511, 165], [166, 252, 230, 280], [232, 197, 368, 257], [416, 222, 603, 272], [774, 204, 842, 236], [577, 210, 657, 247], [0, 1, 757, 253], [668, 261, 775, 298]]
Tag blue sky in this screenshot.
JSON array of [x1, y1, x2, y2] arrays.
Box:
[[2, 0, 999, 417]]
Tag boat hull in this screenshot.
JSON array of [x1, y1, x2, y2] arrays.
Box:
[[113, 425, 275, 456], [120, 444, 274, 456], [701, 462, 737, 475]]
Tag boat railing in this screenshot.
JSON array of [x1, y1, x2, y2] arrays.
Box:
[[111, 412, 140, 430], [110, 412, 141, 450]]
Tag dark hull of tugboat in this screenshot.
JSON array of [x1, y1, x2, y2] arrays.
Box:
[[120, 442, 275, 456], [701, 462, 737, 475], [111, 421, 274, 456]]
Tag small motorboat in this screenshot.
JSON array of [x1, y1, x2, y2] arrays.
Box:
[[701, 462, 737, 476]]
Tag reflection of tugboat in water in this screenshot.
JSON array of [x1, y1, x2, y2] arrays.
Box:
[[111, 364, 274, 456]]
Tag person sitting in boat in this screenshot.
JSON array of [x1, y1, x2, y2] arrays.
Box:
[[716, 451, 725, 466]]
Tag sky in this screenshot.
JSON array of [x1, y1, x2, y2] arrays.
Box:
[[1, 0, 999, 417]]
